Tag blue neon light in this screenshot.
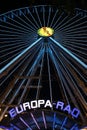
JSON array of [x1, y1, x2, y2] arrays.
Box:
[[0, 37, 42, 74], [50, 37, 87, 69]]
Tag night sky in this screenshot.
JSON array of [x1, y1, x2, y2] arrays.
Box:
[[0, 0, 87, 14]]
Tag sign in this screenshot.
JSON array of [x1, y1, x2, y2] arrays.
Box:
[[9, 100, 80, 119]]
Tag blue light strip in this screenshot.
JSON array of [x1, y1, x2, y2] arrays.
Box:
[[0, 42, 28, 53], [54, 15, 69, 31], [50, 37, 87, 69], [0, 37, 42, 74], [63, 36, 87, 43], [0, 10, 39, 37], [55, 14, 86, 32], [62, 27, 87, 34], [59, 54, 86, 111], [49, 46, 69, 104], [47, 7, 52, 27], [0, 34, 37, 46], [28, 8, 40, 28], [16, 10, 38, 31], [70, 123, 78, 130], [50, 9, 58, 27], [1, 51, 33, 102], [0, 36, 39, 85], [54, 14, 78, 31], [56, 24, 87, 34], [36, 46, 45, 99], [52, 12, 64, 29], [10, 123, 20, 130], [12, 11, 37, 32], [60, 42, 87, 63], [60, 117, 67, 129], [30, 113, 40, 130], [60, 19, 87, 32], [47, 48, 53, 103], [53, 113, 56, 130], [0, 18, 31, 34], [18, 47, 44, 104], [0, 126, 9, 130], [35, 7, 42, 27], [1, 45, 41, 103], [59, 53, 87, 108], [1, 44, 28, 59], [49, 44, 86, 121], [5, 14, 35, 33], [42, 111, 47, 129], [20, 117, 32, 130], [43, 6, 45, 27], [51, 43, 86, 82], [0, 19, 36, 34], [14, 11, 37, 31], [61, 40, 87, 48]]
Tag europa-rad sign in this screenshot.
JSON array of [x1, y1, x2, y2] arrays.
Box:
[[9, 99, 80, 119]]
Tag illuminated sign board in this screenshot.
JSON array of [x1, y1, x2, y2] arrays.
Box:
[[9, 100, 80, 119]]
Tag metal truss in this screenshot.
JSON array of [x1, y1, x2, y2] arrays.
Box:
[[0, 5, 87, 129]]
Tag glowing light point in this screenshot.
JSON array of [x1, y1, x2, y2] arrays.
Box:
[[4, 114, 8, 117], [37, 27, 54, 37]]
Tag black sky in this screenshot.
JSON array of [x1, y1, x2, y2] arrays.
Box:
[[0, 0, 87, 14]]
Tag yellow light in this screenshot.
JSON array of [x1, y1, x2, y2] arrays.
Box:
[[37, 27, 54, 37]]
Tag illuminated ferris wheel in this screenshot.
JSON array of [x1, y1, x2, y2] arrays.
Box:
[[0, 5, 87, 130]]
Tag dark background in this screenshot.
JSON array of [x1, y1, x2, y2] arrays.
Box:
[[0, 0, 87, 14]]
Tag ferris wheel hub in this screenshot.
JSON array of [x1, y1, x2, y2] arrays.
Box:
[[37, 27, 54, 37]]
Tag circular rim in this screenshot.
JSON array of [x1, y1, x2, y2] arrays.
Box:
[[0, 5, 87, 129]]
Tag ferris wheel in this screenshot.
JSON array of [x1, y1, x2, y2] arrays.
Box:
[[0, 5, 87, 130]]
